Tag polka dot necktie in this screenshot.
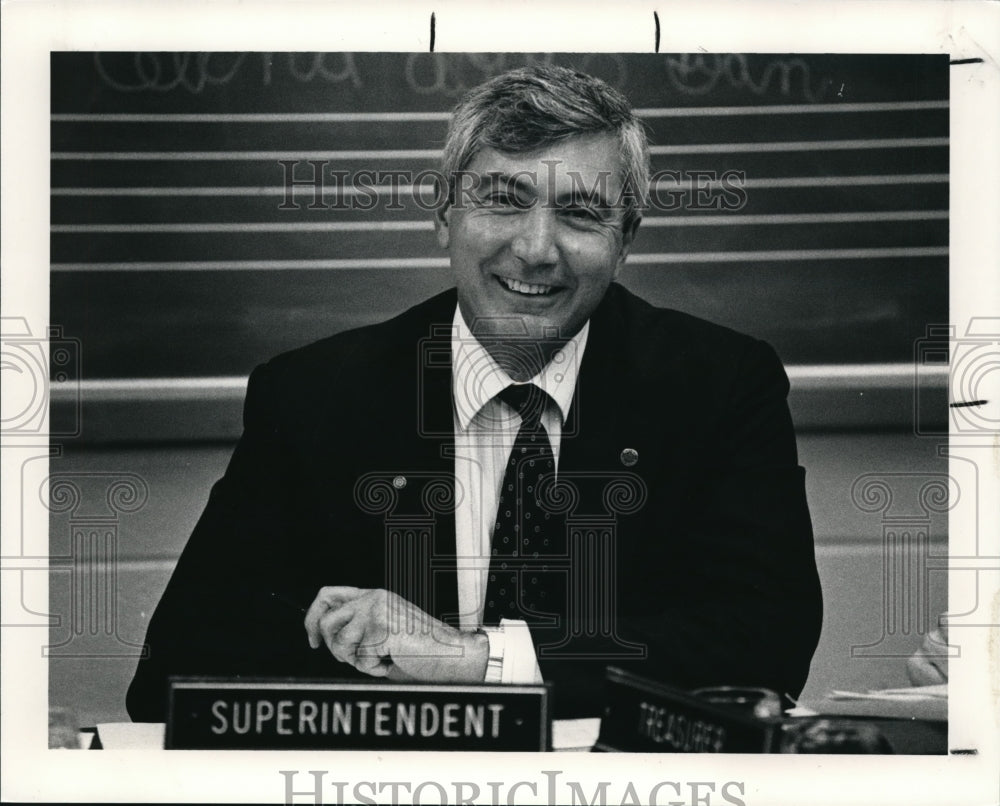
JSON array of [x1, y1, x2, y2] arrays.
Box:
[[482, 383, 564, 627]]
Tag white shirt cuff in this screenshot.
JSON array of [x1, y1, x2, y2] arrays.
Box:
[[497, 618, 543, 684]]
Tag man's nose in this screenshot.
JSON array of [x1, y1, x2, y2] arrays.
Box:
[[510, 205, 559, 268]]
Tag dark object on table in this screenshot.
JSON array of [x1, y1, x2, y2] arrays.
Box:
[[780, 718, 893, 753]]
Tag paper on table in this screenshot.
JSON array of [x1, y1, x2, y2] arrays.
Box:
[[828, 684, 947, 701], [784, 705, 820, 717], [96, 722, 165, 750], [93, 720, 600, 751], [796, 684, 947, 721], [550, 718, 601, 752]]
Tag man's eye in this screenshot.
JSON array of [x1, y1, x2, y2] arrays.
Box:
[[560, 206, 599, 222], [481, 191, 530, 209]]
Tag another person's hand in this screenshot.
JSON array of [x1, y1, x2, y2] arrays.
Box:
[[906, 621, 949, 685], [304, 586, 488, 683]]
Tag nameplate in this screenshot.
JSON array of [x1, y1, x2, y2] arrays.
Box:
[[165, 678, 550, 750], [594, 668, 777, 753]]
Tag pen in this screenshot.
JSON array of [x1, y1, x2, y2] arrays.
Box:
[[269, 591, 307, 615]]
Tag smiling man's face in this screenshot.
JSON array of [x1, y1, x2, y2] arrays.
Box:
[[436, 133, 638, 360]]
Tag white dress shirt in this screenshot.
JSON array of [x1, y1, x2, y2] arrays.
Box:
[[451, 306, 589, 683]]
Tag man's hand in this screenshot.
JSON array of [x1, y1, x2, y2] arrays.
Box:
[[304, 586, 488, 683], [906, 621, 949, 686]]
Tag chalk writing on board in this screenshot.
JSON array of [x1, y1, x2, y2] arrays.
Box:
[[279, 53, 362, 88], [90, 52, 823, 102], [404, 53, 627, 97], [93, 52, 362, 93], [404, 53, 626, 97], [665, 54, 827, 102], [404, 53, 552, 96]]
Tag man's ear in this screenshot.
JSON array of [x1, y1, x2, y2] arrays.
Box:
[[434, 203, 451, 249], [613, 214, 641, 278]]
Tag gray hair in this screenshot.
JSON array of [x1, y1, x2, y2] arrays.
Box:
[[440, 63, 650, 232]]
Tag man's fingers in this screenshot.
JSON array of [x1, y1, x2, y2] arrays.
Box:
[[324, 605, 393, 676], [304, 601, 327, 649], [316, 603, 359, 658], [306, 587, 464, 682], [355, 654, 390, 676], [304, 586, 366, 649], [385, 664, 417, 682], [355, 631, 391, 671], [319, 586, 365, 602], [906, 648, 947, 686], [328, 610, 368, 666], [362, 661, 391, 678]]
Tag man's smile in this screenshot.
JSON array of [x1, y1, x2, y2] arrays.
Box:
[[495, 274, 562, 297]]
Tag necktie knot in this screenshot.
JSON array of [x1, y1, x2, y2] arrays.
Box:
[[498, 383, 549, 429]]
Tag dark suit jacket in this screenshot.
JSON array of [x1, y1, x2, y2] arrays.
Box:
[[127, 283, 822, 721]]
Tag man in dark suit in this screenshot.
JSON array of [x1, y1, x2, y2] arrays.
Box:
[[127, 63, 822, 722]]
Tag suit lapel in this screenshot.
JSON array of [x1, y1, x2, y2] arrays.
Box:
[[560, 285, 630, 475], [390, 298, 461, 626], [415, 336, 460, 627]]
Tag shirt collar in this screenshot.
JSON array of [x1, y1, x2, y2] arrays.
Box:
[[451, 305, 589, 432]]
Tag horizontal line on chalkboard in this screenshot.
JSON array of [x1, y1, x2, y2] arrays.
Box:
[[52, 258, 451, 271], [49, 174, 950, 196], [50, 211, 948, 234], [52, 363, 949, 399], [740, 173, 948, 188], [50, 185, 428, 197], [51, 112, 454, 123], [642, 211, 947, 226], [50, 246, 947, 271], [636, 101, 949, 116], [49, 101, 948, 123], [51, 221, 436, 234], [649, 138, 947, 154], [788, 363, 949, 383], [626, 247, 948, 262], [50, 137, 948, 161], [51, 149, 441, 161], [69, 376, 251, 394]]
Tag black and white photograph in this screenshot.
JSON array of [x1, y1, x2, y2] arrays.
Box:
[[2, 2, 998, 804]]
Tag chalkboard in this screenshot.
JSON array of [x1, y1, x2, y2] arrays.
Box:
[[50, 52, 948, 378]]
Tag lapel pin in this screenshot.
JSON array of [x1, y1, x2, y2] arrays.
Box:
[[620, 448, 638, 467], [392, 476, 407, 489]]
